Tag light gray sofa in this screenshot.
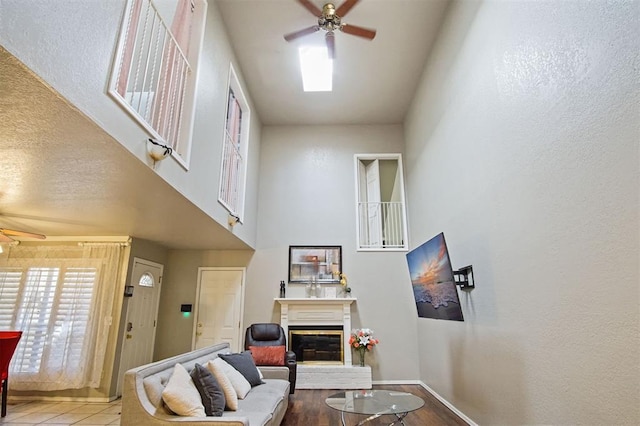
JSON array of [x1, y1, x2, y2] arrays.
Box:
[[121, 343, 290, 426]]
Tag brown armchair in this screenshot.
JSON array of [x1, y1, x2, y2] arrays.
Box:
[[244, 323, 296, 393]]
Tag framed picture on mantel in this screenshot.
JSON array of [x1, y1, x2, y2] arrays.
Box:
[[288, 245, 342, 284]]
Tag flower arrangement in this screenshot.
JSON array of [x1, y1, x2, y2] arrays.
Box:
[[339, 272, 351, 295], [349, 328, 379, 366]]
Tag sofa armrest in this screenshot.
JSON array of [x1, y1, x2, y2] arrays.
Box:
[[258, 366, 289, 381]]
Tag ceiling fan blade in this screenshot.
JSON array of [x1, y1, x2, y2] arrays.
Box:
[[297, 0, 322, 16], [284, 25, 320, 42], [0, 228, 46, 239], [335, 0, 360, 17], [340, 23, 376, 40], [0, 233, 13, 242], [326, 32, 336, 59]]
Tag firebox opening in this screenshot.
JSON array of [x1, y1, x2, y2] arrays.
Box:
[[289, 325, 343, 365]]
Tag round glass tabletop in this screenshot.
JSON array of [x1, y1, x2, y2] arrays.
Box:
[[325, 390, 425, 416]]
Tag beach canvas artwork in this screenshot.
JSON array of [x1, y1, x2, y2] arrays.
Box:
[[406, 233, 464, 321]]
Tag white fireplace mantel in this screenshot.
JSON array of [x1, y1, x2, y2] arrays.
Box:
[[275, 298, 356, 365]]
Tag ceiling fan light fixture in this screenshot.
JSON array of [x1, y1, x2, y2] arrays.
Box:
[[298, 46, 333, 92]]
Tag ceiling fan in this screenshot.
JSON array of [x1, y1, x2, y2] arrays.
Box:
[[0, 228, 46, 243], [284, 0, 377, 59]]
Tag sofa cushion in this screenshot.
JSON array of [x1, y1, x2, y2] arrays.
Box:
[[212, 357, 251, 399], [161, 363, 206, 417], [240, 388, 284, 414], [189, 363, 225, 417], [222, 410, 272, 426], [249, 345, 285, 366], [219, 351, 263, 386], [206, 359, 239, 410], [253, 378, 290, 396], [142, 375, 165, 408]]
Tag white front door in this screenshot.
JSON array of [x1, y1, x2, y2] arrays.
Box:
[[116, 258, 163, 396], [193, 268, 245, 352]]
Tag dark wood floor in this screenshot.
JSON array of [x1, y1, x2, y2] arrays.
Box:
[[281, 384, 467, 426]]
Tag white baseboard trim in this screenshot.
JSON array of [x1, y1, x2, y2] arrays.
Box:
[[371, 379, 475, 426], [418, 381, 477, 426]]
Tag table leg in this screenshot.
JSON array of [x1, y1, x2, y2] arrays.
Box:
[[355, 411, 409, 425], [388, 412, 408, 425]]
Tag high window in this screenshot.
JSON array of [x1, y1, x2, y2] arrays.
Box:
[[108, 0, 207, 169], [354, 154, 408, 251], [218, 65, 250, 221]]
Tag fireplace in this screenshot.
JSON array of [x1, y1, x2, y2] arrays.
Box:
[[276, 298, 371, 389], [276, 297, 356, 366], [289, 326, 343, 364]]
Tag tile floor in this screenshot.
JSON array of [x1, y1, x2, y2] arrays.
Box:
[[0, 400, 121, 426]]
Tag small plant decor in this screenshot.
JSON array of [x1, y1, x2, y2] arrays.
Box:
[[339, 272, 351, 295], [349, 328, 379, 367]]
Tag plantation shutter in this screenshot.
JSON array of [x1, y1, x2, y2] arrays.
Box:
[[0, 243, 126, 391], [49, 267, 96, 381], [0, 269, 22, 328], [13, 267, 59, 374]]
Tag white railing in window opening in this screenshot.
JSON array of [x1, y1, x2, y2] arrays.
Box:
[[219, 130, 243, 215], [218, 81, 246, 219], [111, 0, 193, 159], [357, 201, 405, 249]]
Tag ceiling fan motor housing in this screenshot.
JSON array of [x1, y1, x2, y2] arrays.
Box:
[[319, 3, 341, 32]]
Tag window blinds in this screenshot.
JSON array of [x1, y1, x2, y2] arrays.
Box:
[[0, 244, 125, 391]]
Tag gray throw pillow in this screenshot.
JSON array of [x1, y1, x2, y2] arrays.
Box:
[[190, 363, 225, 416], [219, 351, 263, 386]]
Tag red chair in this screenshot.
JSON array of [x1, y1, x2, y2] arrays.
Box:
[[0, 331, 22, 418]]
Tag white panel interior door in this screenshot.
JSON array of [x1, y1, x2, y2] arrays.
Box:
[[194, 268, 244, 352], [116, 258, 163, 396], [365, 159, 382, 246]]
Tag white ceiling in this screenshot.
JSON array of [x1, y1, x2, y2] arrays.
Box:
[[0, 0, 449, 249], [217, 0, 449, 125]]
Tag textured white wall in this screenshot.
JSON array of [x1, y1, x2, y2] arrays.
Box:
[[0, 0, 260, 247], [246, 125, 421, 381], [404, 0, 639, 424], [155, 249, 254, 360]]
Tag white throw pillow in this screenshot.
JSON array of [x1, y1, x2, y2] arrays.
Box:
[[210, 357, 251, 399], [161, 363, 206, 417], [207, 359, 239, 410]]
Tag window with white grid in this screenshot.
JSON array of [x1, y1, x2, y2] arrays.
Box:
[[0, 264, 97, 381], [108, 0, 207, 168], [0, 243, 126, 391], [218, 64, 250, 221]]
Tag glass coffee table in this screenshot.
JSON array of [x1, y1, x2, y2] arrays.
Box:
[[326, 390, 425, 425]]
